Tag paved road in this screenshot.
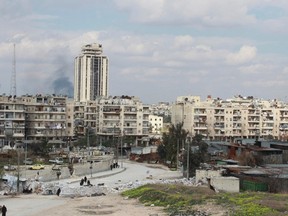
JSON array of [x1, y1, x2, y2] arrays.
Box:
[[76, 160, 182, 188], [4, 155, 114, 182], [48, 160, 182, 187]]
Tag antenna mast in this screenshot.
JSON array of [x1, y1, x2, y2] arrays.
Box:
[[10, 43, 17, 96]]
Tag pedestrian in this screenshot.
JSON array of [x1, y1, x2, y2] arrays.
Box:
[[56, 188, 61, 196], [110, 164, 113, 170], [87, 180, 93, 186], [80, 178, 84, 186], [1, 205, 7, 216], [56, 171, 61, 180], [84, 176, 87, 183]]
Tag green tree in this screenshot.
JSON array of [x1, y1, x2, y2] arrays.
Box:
[[183, 134, 209, 177], [29, 139, 52, 156], [74, 132, 98, 149], [157, 122, 188, 166]]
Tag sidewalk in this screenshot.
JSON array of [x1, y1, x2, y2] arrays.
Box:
[[48, 165, 126, 185]]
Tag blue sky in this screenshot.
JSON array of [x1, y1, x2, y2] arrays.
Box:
[[1, 0, 288, 104]]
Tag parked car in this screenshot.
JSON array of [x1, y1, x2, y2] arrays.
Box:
[[23, 158, 33, 165], [4, 165, 17, 171], [49, 157, 64, 165], [29, 164, 44, 170]]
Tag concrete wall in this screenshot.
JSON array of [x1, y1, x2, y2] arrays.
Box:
[[195, 169, 222, 183], [196, 169, 240, 193], [211, 176, 240, 193], [40, 157, 113, 182]]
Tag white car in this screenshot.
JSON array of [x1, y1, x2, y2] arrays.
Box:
[[4, 165, 17, 171], [23, 158, 33, 165], [49, 157, 64, 165]]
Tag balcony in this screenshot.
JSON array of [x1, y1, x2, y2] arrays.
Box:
[[214, 112, 225, 116], [104, 116, 120, 120], [248, 117, 260, 122], [103, 108, 121, 113], [124, 123, 137, 128]]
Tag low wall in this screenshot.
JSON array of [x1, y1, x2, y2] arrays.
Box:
[[211, 176, 240, 193], [41, 157, 113, 182], [195, 169, 222, 183]]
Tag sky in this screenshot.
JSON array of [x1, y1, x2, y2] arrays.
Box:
[[1, 0, 288, 104]]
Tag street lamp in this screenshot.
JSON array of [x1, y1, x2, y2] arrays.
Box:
[[89, 161, 93, 177], [120, 131, 125, 168]]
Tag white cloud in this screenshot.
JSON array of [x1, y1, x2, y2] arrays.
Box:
[[239, 64, 275, 74], [226, 46, 257, 65], [243, 79, 286, 88], [174, 35, 194, 48], [282, 67, 288, 74], [114, 0, 257, 27], [1, 1, 288, 102]]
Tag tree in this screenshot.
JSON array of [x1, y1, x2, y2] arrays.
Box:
[[237, 150, 263, 167], [157, 122, 188, 166], [29, 140, 51, 156], [183, 134, 209, 177], [74, 132, 98, 149]]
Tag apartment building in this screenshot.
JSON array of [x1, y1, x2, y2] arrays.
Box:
[[172, 95, 288, 141], [22, 95, 67, 142], [0, 95, 25, 146], [149, 114, 163, 135], [0, 94, 151, 147], [66, 96, 151, 146], [0, 94, 67, 147], [74, 43, 109, 102]]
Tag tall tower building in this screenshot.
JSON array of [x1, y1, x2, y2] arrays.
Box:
[[74, 43, 109, 102]]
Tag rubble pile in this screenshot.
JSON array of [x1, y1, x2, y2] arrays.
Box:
[[38, 177, 201, 197], [41, 182, 109, 197], [1, 172, 204, 198], [106, 177, 199, 193]]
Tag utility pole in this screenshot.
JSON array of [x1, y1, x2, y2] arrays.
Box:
[[87, 126, 92, 177], [87, 126, 90, 158], [176, 139, 179, 171], [120, 131, 124, 168], [24, 141, 27, 178], [17, 150, 20, 192], [187, 140, 190, 179]]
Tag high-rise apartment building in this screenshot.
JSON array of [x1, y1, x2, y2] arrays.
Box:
[[74, 43, 109, 102]]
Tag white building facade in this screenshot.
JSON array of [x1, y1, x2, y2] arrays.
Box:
[[68, 96, 151, 146], [149, 114, 163, 135], [74, 43, 109, 102], [172, 95, 288, 141]]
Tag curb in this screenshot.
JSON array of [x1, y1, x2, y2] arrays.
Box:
[[61, 167, 127, 184]]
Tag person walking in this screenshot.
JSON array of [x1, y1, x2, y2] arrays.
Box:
[[1, 205, 7, 216], [56, 188, 61, 196]]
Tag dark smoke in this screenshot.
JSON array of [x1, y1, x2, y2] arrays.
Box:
[[50, 54, 74, 98], [52, 76, 73, 97]]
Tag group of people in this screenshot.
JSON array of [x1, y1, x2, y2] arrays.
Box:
[[110, 162, 119, 170], [80, 176, 93, 186], [1, 205, 7, 216]]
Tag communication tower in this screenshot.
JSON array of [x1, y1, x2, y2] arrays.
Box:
[[10, 43, 16, 96]]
